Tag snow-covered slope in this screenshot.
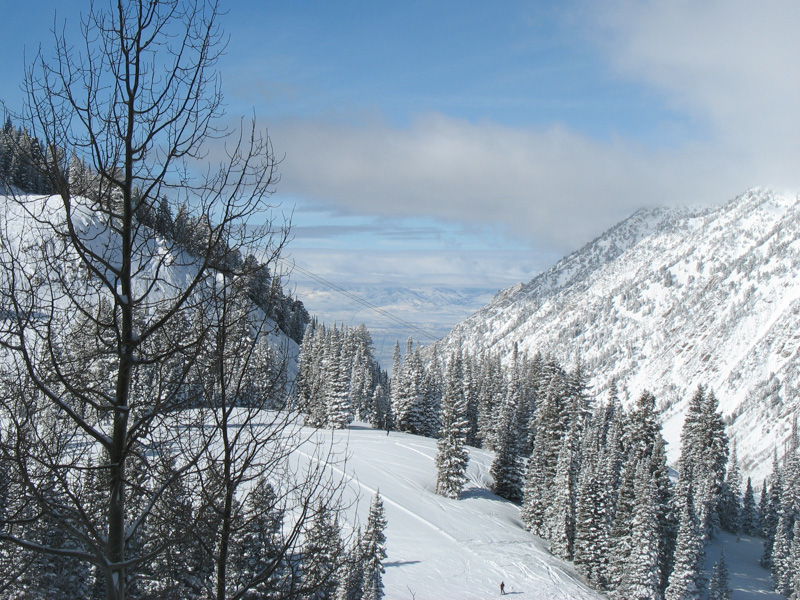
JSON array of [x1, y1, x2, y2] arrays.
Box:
[[310, 424, 603, 600], [0, 193, 299, 373], [303, 422, 780, 600], [438, 188, 800, 480]]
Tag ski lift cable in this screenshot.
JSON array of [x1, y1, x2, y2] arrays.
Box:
[[279, 258, 440, 342]]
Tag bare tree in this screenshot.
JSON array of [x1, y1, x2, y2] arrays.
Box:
[[0, 2, 340, 599], [186, 277, 349, 600]]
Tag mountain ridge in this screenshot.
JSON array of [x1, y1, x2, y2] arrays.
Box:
[[438, 188, 800, 480]]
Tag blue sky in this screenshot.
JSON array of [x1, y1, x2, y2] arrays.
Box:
[[3, 1, 800, 340]]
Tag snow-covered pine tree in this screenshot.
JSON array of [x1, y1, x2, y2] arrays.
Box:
[[325, 326, 353, 429], [720, 442, 742, 534], [771, 510, 794, 596], [741, 476, 760, 536], [532, 370, 570, 485], [612, 464, 663, 600], [462, 354, 480, 447], [520, 439, 549, 535], [761, 456, 783, 568], [490, 389, 524, 502], [665, 488, 705, 600], [420, 346, 443, 438], [573, 420, 607, 584], [298, 322, 327, 426], [349, 345, 370, 420], [759, 479, 771, 538], [361, 492, 388, 600], [392, 338, 427, 435], [435, 351, 471, 499], [788, 519, 800, 600], [676, 385, 728, 540], [140, 453, 197, 598], [608, 390, 674, 593], [651, 434, 678, 594], [707, 549, 731, 600], [545, 422, 581, 559], [700, 389, 729, 535], [476, 353, 504, 449], [229, 476, 287, 597], [573, 400, 622, 590], [336, 528, 364, 600], [302, 504, 344, 599]]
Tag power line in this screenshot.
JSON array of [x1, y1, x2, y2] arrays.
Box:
[[279, 258, 440, 342]]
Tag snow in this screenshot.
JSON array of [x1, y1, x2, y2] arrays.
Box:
[[705, 531, 782, 600], [303, 423, 602, 599], [436, 188, 800, 482], [297, 422, 780, 600]]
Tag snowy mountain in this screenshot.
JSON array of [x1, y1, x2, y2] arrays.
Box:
[[0, 192, 301, 372], [437, 188, 800, 480]]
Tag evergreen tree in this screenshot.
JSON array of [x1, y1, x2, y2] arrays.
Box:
[[435, 352, 471, 500], [336, 528, 364, 600], [520, 436, 549, 534], [761, 458, 783, 568], [788, 519, 800, 600], [708, 549, 731, 600], [771, 510, 793, 596], [676, 385, 728, 539], [140, 453, 197, 598], [420, 347, 443, 438], [613, 465, 663, 600], [392, 338, 427, 435], [490, 395, 524, 502], [545, 423, 580, 559], [368, 383, 390, 431], [665, 489, 705, 600], [720, 443, 742, 534], [608, 391, 674, 593], [361, 492, 388, 600], [573, 419, 611, 587], [229, 476, 287, 597], [324, 327, 353, 429], [476, 354, 504, 449], [302, 505, 344, 600], [741, 477, 760, 536], [759, 479, 771, 538]]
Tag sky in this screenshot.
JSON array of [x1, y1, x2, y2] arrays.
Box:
[[3, 1, 800, 347]]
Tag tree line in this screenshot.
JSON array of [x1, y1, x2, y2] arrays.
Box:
[[297, 332, 800, 599]]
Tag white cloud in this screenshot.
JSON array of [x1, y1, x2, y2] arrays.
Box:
[[264, 1, 800, 253], [589, 0, 800, 188], [270, 113, 749, 252]]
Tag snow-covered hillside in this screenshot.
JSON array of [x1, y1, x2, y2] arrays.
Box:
[[303, 422, 780, 600], [311, 423, 603, 600], [0, 192, 300, 372], [437, 188, 800, 480]]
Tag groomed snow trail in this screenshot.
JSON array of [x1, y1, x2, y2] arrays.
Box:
[[299, 424, 602, 600]]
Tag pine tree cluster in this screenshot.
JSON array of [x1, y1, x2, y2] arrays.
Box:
[[290, 315, 800, 598], [0, 117, 56, 195], [295, 322, 390, 429], [759, 418, 800, 598]]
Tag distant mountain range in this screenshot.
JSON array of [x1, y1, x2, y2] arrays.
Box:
[[295, 284, 499, 367], [436, 188, 800, 480]]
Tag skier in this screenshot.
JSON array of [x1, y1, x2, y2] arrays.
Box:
[[500, 581, 505, 595]]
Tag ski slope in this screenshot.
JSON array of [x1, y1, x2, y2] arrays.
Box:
[[305, 424, 601, 600], [300, 422, 781, 600]]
